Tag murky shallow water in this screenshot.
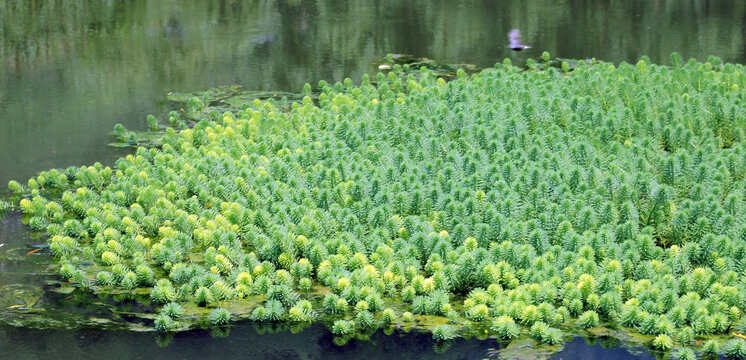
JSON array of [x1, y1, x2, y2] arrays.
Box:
[[1, 0, 744, 358]]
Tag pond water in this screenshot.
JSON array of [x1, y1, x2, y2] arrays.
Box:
[[1, 0, 743, 358], [0, 323, 657, 360]]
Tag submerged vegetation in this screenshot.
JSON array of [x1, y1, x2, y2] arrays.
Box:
[[6, 53, 746, 357]]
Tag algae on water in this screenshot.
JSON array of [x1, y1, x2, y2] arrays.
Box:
[[6, 54, 746, 358]]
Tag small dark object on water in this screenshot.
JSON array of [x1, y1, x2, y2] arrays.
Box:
[[508, 29, 531, 51]]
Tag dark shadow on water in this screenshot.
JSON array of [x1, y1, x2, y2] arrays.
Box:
[[549, 337, 655, 360], [0, 323, 660, 360]]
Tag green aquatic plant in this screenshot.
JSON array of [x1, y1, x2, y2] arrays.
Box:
[[49, 235, 79, 257], [578, 310, 600, 329], [651, 333, 674, 351], [298, 277, 312, 292], [208, 308, 231, 326], [323, 293, 348, 314], [530, 321, 549, 340], [491, 316, 521, 340], [381, 308, 396, 323], [96, 271, 116, 286], [8, 54, 746, 352], [540, 327, 564, 345], [121, 272, 137, 290], [702, 340, 720, 357], [154, 314, 178, 332], [250, 306, 266, 321], [135, 264, 155, 286], [150, 279, 177, 303], [467, 303, 490, 321], [677, 326, 695, 345], [147, 115, 160, 131], [265, 300, 285, 321], [194, 286, 214, 307], [432, 325, 458, 341], [724, 339, 746, 359], [288, 300, 316, 322], [161, 302, 183, 319], [355, 300, 370, 313], [8, 180, 26, 194], [530, 321, 564, 345], [331, 319, 355, 335], [355, 310, 375, 328], [672, 348, 696, 360]]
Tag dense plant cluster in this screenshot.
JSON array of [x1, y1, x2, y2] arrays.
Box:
[[8, 54, 746, 355]]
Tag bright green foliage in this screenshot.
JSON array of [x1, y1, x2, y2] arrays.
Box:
[[702, 340, 720, 357], [96, 271, 116, 286], [8, 180, 25, 194], [530, 321, 549, 340], [154, 314, 177, 332], [161, 302, 183, 318], [332, 319, 354, 335], [288, 299, 316, 322], [467, 303, 489, 321], [121, 272, 137, 290], [677, 326, 695, 345], [491, 315, 521, 340], [432, 325, 458, 341], [298, 277, 312, 292], [0, 200, 12, 216], [135, 264, 155, 286], [355, 310, 374, 328], [530, 321, 563, 345], [578, 310, 600, 328], [725, 339, 746, 359], [208, 308, 231, 325], [11, 56, 746, 351], [194, 286, 214, 307], [381, 308, 396, 323], [265, 300, 285, 321], [652, 333, 674, 351], [250, 306, 267, 321], [540, 327, 564, 345], [150, 279, 177, 303], [323, 293, 348, 314], [672, 348, 696, 360]]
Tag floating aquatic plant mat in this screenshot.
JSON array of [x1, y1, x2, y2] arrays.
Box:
[[6, 53, 746, 358]]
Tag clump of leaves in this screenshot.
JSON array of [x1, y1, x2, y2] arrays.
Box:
[[9, 54, 746, 354]]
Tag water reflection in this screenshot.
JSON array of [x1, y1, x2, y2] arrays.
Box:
[[550, 337, 656, 360], [0, 322, 660, 360], [0, 323, 489, 360]]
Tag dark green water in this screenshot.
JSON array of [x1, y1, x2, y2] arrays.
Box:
[[1, 0, 743, 358]]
